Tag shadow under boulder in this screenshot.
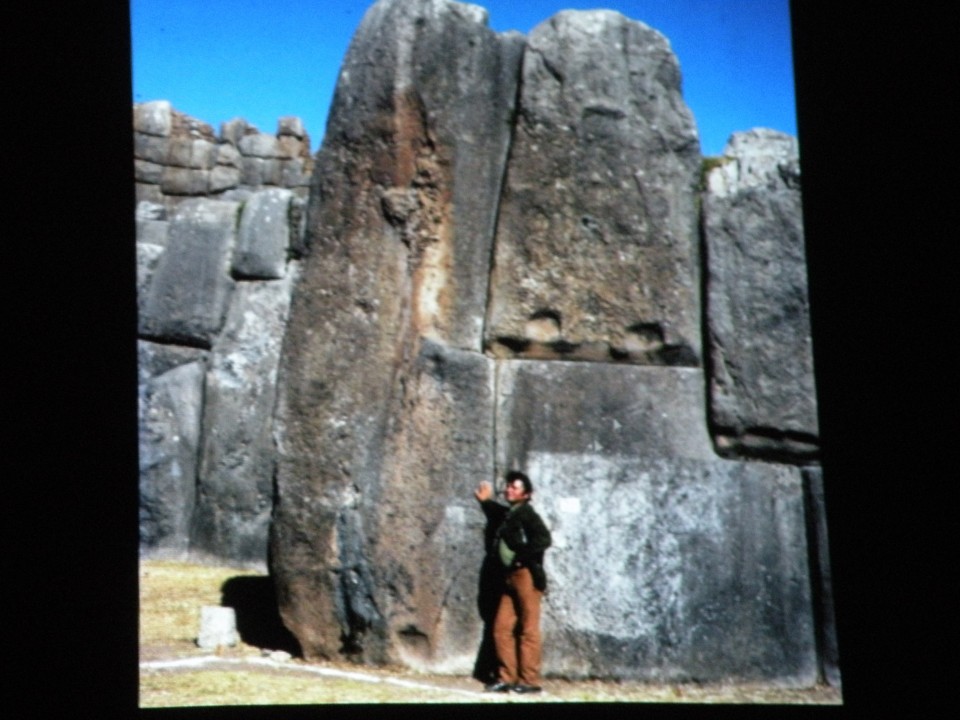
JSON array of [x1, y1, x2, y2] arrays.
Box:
[[220, 575, 301, 657]]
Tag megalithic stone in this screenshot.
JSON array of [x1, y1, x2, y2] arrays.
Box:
[[191, 270, 298, 564], [495, 360, 818, 685], [485, 10, 702, 365], [702, 129, 819, 462], [270, 0, 521, 666], [139, 198, 240, 348], [265, 0, 825, 685], [138, 341, 207, 556], [232, 188, 295, 280]]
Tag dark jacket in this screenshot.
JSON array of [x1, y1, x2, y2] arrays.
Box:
[[481, 499, 552, 590]]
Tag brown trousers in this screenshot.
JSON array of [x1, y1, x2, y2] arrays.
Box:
[[492, 566, 543, 685]]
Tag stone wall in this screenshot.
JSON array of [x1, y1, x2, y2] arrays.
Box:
[[136, 0, 837, 688], [134, 100, 313, 211], [135, 100, 310, 565]]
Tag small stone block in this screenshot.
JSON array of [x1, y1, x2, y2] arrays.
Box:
[[197, 605, 239, 649]]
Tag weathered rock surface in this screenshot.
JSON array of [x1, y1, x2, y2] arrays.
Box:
[[139, 198, 241, 349], [136, 200, 170, 246], [304, 0, 523, 350], [137, 182, 304, 565], [134, 99, 313, 212], [191, 270, 298, 562], [486, 10, 702, 365], [232, 188, 296, 279], [272, 339, 496, 666], [271, 0, 519, 664], [135, 0, 832, 688], [703, 129, 817, 461], [266, 0, 823, 685], [496, 360, 816, 683], [138, 341, 207, 555]]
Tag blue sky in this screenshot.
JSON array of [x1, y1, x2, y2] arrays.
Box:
[[130, 0, 796, 157]]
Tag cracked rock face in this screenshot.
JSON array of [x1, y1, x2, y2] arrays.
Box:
[[270, 0, 518, 666], [703, 129, 818, 462], [485, 10, 702, 366]]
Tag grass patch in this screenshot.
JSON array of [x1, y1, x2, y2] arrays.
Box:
[[139, 560, 263, 656], [140, 668, 456, 707]]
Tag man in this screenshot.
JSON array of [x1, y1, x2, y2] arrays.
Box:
[[474, 470, 552, 693]]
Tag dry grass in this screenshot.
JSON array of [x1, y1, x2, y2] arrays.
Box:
[[140, 667, 457, 706], [139, 561, 259, 654], [139, 559, 843, 707]]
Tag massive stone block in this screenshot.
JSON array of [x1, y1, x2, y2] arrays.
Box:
[[359, 341, 496, 670], [134, 132, 170, 165], [272, 337, 496, 667], [135, 120, 312, 564], [139, 198, 240, 348], [135, 159, 164, 185], [141, 0, 835, 687], [240, 157, 282, 188], [138, 341, 207, 556], [191, 270, 298, 564], [496, 360, 817, 684], [495, 359, 714, 467], [238, 132, 281, 159], [166, 137, 218, 169], [485, 10, 702, 365], [209, 164, 241, 194], [703, 129, 818, 461], [271, 0, 520, 666], [133, 99, 173, 138], [262, 0, 826, 684], [160, 166, 212, 196], [308, 0, 523, 350], [232, 188, 295, 280]]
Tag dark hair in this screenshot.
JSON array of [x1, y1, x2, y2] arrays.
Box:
[[505, 470, 533, 495]]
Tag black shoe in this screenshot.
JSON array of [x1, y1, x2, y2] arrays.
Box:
[[512, 684, 542, 694], [484, 681, 513, 692]]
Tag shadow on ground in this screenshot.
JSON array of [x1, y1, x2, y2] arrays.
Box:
[[220, 575, 302, 657]]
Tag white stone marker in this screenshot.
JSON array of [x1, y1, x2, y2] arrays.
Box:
[[197, 606, 239, 649]]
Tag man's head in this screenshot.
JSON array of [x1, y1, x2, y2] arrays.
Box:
[[503, 470, 533, 504]]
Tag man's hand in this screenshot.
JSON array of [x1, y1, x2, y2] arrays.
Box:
[[474, 480, 493, 502]]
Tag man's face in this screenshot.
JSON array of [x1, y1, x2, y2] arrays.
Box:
[[503, 479, 530, 504]]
